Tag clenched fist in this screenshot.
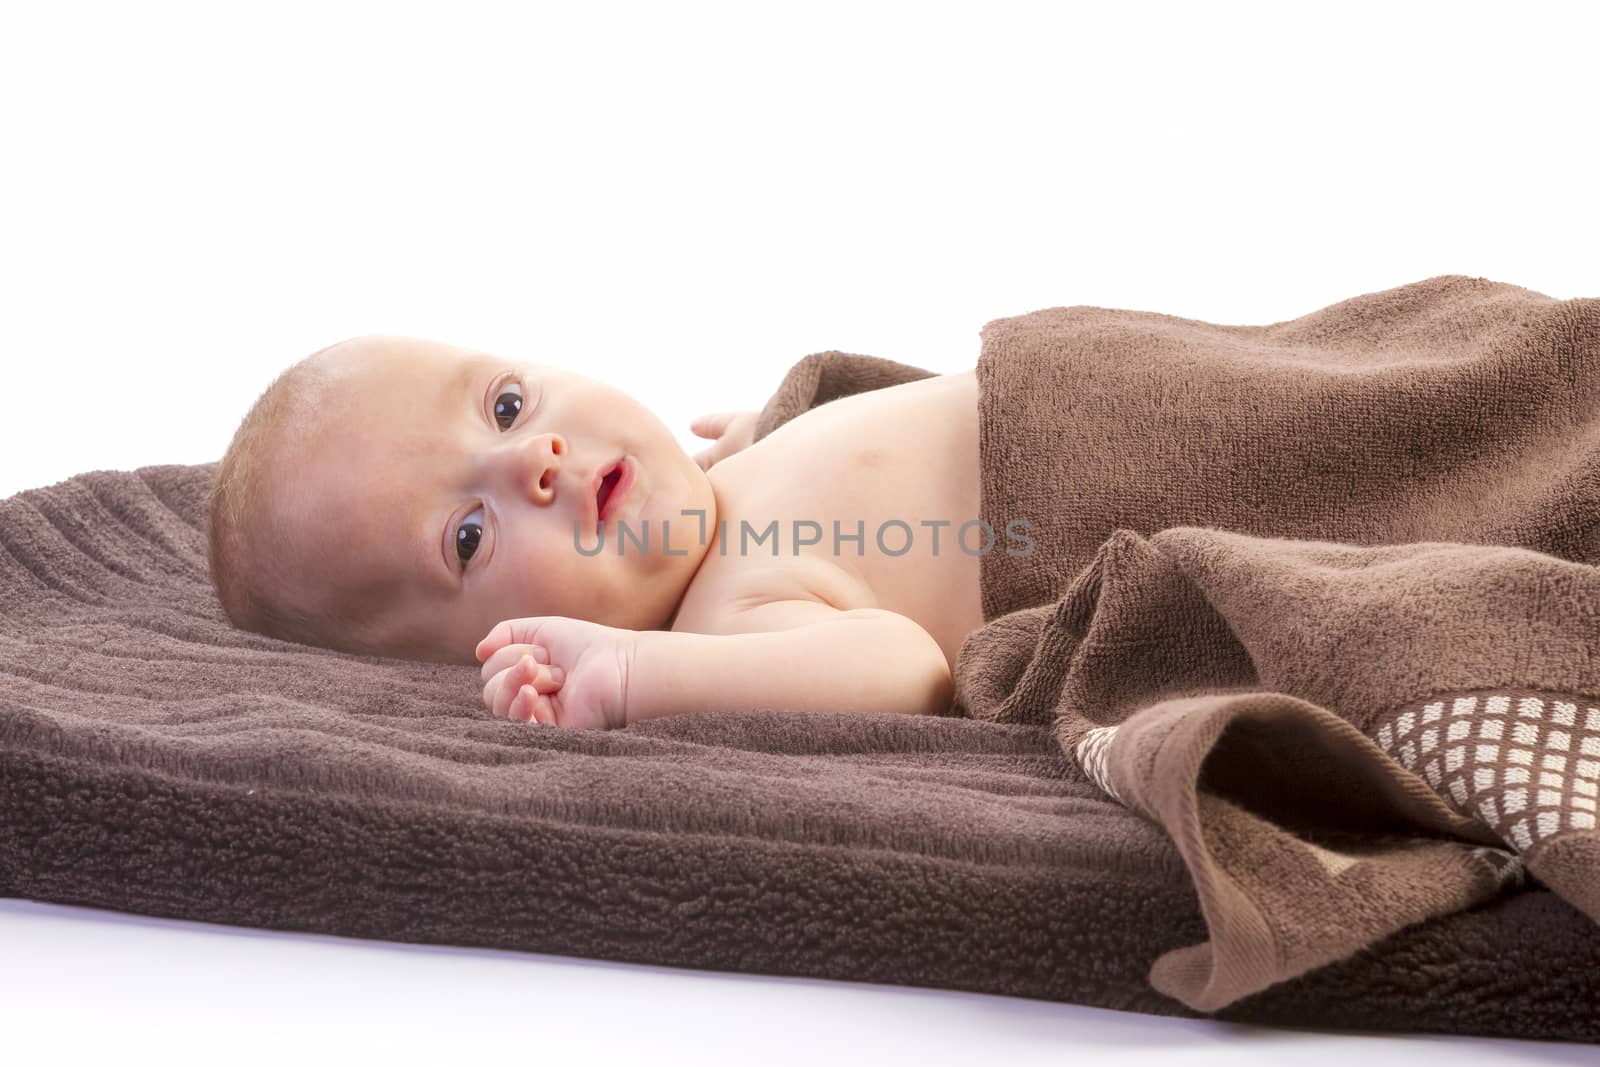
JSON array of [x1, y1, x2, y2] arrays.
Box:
[[476, 616, 637, 730]]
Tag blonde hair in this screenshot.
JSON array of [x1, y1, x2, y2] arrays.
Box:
[[205, 343, 385, 656]]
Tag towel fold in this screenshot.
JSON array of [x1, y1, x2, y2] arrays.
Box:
[[754, 274, 1600, 1012]]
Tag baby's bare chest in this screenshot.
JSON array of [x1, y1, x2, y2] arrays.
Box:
[[680, 368, 984, 668]]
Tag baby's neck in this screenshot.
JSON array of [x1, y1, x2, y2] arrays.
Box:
[[647, 475, 719, 632]]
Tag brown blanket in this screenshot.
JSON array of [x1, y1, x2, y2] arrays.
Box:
[[0, 275, 1597, 1043], [754, 273, 1600, 1015]]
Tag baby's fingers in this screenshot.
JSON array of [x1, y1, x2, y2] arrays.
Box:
[[689, 411, 736, 439], [476, 616, 553, 663], [481, 641, 548, 684], [485, 654, 565, 720], [508, 684, 560, 727]]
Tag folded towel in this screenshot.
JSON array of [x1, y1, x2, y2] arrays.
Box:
[[754, 274, 1600, 1014]]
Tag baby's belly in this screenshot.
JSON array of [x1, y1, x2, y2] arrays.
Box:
[[706, 368, 985, 671]]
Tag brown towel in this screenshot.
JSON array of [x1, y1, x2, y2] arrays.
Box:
[[754, 274, 1600, 1012]]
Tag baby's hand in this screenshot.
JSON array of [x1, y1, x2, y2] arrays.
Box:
[[689, 410, 760, 471], [476, 616, 635, 730]]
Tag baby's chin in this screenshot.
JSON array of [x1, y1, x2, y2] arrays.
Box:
[[660, 446, 716, 515]]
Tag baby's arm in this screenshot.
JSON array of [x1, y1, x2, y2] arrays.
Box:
[[476, 603, 954, 728], [628, 601, 954, 724]]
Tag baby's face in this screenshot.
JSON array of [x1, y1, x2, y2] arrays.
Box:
[[275, 336, 714, 663]]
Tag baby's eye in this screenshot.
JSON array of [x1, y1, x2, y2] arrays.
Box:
[[455, 505, 485, 566], [493, 382, 523, 431]]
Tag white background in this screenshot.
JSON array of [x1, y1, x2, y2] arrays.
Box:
[[1, 1, 1596, 1063]]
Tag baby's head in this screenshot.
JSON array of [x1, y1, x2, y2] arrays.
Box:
[[206, 336, 716, 663]]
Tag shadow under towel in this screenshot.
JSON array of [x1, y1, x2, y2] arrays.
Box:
[[755, 274, 1600, 1014]]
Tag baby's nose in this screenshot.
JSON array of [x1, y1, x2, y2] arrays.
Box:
[[518, 431, 566, 504]]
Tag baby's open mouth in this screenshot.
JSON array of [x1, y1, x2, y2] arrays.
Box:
[[593, 455, 636, 525], [596, 466, 621, 515]]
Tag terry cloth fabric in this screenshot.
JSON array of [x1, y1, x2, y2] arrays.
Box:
[[0, 275, 1595, 1045], [752, 274, 1600, 1017]]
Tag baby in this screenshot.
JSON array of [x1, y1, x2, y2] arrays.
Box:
[[206, 336, 986, 729]]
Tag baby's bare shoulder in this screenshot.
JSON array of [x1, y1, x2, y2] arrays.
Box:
[[671, 550, 875, 637]]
